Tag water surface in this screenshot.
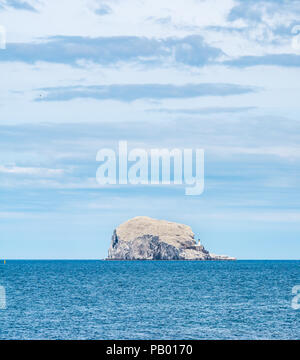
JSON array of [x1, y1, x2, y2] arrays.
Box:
[[0, 260, 299, 339]]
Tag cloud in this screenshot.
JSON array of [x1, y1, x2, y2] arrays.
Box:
[[94, 4, 112, 16], [205, 25, 245, 34], [147, 106, 256, 115], [207, 210, 300, 223], [225, 54, 300, 67], [228, 0, 265, 23], [35, 83, 257, 102], [225, 0, 300, 47], [4, 34, 294, 70], [227, 0, 300, 23], [0, 165, 65, 176], [1, 114, 298, 154], [147, 16, 173, 26], [0, 35, 223, 67], [0, 0, 37, 12]]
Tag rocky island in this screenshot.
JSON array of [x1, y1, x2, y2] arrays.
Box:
[[107, 216, 235, 260]]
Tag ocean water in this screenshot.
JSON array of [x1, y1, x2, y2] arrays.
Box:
[[0, 260, 300, 340]]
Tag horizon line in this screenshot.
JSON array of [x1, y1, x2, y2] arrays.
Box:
[[1, 258, 300, 261]]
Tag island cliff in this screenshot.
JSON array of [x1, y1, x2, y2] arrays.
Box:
[[107, 216, 235, 260]]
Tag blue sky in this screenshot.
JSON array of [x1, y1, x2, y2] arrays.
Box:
[[0, 0, 300, 259]]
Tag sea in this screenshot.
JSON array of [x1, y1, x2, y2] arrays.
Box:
[[0, 260, 300, 340]]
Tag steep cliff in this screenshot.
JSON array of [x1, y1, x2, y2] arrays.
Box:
[[107, 216, 235, 260]]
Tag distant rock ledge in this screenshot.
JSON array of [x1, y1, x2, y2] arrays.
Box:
[[107, 216, 236, 261]]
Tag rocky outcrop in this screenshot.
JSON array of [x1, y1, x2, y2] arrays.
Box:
[[107, 216, 235, 261]]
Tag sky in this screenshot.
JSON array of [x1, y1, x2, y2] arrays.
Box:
[[0, 0, 300, 259]]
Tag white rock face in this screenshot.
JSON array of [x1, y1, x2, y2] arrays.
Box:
[[107, 216, 235, 260]]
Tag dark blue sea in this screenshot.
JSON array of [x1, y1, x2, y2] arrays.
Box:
[[0, 260, 300, 339]]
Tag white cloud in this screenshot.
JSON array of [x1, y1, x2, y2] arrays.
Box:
[[208, 145, 300, 159], [0, 165, 65, 176], [208, 211, 300, 223]]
